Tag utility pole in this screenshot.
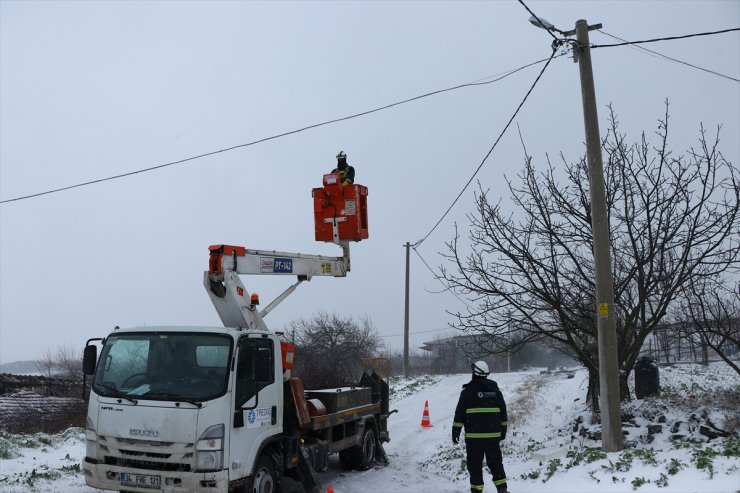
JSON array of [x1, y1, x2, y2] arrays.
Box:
[[403, 242, 411, 378], [574, 19, 623, 452]]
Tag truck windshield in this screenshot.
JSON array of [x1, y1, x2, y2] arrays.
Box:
[[92, 332, 232, 403]]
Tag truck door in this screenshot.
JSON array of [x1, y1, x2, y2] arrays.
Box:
[[230, 335, 282, 481]]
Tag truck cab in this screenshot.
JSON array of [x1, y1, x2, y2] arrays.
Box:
[[83, 326, 285, 493]]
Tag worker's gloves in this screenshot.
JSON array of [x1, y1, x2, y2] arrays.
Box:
[[452, 427, 461, 444]]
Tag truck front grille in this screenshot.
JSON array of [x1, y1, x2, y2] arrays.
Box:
[[116, 437, 174, 447], [103, 455, 191, 472], [120, 449, 171, 459], [99, 435, 192, 472]]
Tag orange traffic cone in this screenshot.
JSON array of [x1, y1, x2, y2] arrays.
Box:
[[326, 486, 335, 493], [420, 400, 433, 428]]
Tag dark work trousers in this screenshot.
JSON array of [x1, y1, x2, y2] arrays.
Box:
[[465, 439, 507, 492]]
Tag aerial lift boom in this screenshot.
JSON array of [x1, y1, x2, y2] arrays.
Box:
[[204, 242, 351, 329], [204, 172, 368, 331]]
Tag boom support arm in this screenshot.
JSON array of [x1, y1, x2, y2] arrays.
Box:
[[207, 243, 350, 278], [204, 243, 350, 329]]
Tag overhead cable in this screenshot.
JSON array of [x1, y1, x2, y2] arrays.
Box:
[[413, 48, 560, 248], [590, 27, 740, 49], [597, 29, 739, 83], [0, 56, 557, 205], [413, 247, 474, 310]]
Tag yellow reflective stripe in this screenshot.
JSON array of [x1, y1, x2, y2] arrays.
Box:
[[501, 421, 508, 426], [494, 478, 508, 486], [470, 485, 484, 491], [466, 407, 500, 414], [453, 422, 464, 428], [464, 432, 502, 438]]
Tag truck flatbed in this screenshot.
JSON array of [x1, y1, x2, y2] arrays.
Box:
[[308, 402, 381, 431]]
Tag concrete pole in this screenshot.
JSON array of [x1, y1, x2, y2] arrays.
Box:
[[403, 242, 411, 378], [575, 19, 623, 452]]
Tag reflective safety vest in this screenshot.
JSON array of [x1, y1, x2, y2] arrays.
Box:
[[452, 377, 508, 439], [332, 164, 355, 185]]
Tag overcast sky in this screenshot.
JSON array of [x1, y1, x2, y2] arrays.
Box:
[[1, 0, 738, 364]]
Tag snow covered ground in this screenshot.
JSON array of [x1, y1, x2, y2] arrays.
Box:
[[1, 362, 738, 493]]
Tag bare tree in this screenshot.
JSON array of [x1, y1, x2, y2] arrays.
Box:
[[290, 312, 385, 389], [652, 327, 675, 364], [55, 345, 83, 381], [35, 348, 56, 378], [441, 104, 739, 409], [672, 279, 740, 374]]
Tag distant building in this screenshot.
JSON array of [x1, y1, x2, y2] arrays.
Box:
[[642, 317, 740, 364], [420, 334, 576, 373], [420, 334, 508, 373]]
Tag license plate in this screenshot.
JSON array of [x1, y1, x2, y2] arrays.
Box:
[[120, 472, 161, 489]]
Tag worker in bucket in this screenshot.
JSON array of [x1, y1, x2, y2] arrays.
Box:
[[332, 151, 355, 185], [452, 361, 509, 493]]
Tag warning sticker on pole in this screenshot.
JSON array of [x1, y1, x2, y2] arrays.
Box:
[[598, 303, 609, 318]]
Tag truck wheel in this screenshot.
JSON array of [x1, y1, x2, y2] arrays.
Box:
[[249, 455, 277, 493], [355, 428, 377, 471]]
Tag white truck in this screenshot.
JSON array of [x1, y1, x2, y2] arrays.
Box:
[[81, 239, 391, 493]]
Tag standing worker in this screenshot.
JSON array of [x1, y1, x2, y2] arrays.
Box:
[[452, 361, 509, 493], [332, 151, 355, 185]]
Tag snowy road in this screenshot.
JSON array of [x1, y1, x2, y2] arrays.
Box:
[[319, 370, 579, 493], [2, 365, 738, 493], [321, 373, 476, 493]]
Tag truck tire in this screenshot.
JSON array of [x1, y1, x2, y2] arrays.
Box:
[[249, 455, 277, 493], [355, 428, 377, 471]]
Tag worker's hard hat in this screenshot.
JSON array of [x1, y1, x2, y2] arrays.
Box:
[[336, 151, 347, 159], [472, 361, 490, 376]]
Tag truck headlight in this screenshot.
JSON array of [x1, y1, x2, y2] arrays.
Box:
[[195, 424, 224, 472], [85, 416, 98, 460]]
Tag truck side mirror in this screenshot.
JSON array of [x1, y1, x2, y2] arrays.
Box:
[[83, 345, 98, 375], [255, 347, 271, 384]]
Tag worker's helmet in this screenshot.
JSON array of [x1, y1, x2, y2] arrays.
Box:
[[336, 151, 347, 160], [472, 361, 490, 377]]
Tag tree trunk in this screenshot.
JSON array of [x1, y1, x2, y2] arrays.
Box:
[[586, 363, 631, 414], [586, 366, 600, 412], [619, 371, 631, 401], [678, 335, 682, 361], [708, 343, 740, 375]]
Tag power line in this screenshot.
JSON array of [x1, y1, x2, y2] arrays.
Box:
[[413, 48, 560, 248], [410, 25, 739, 248], [590, 27, 740, 49], [0, 56, 556, 205], [597, 29, 739, 83], [413, 247, 474, 310]]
